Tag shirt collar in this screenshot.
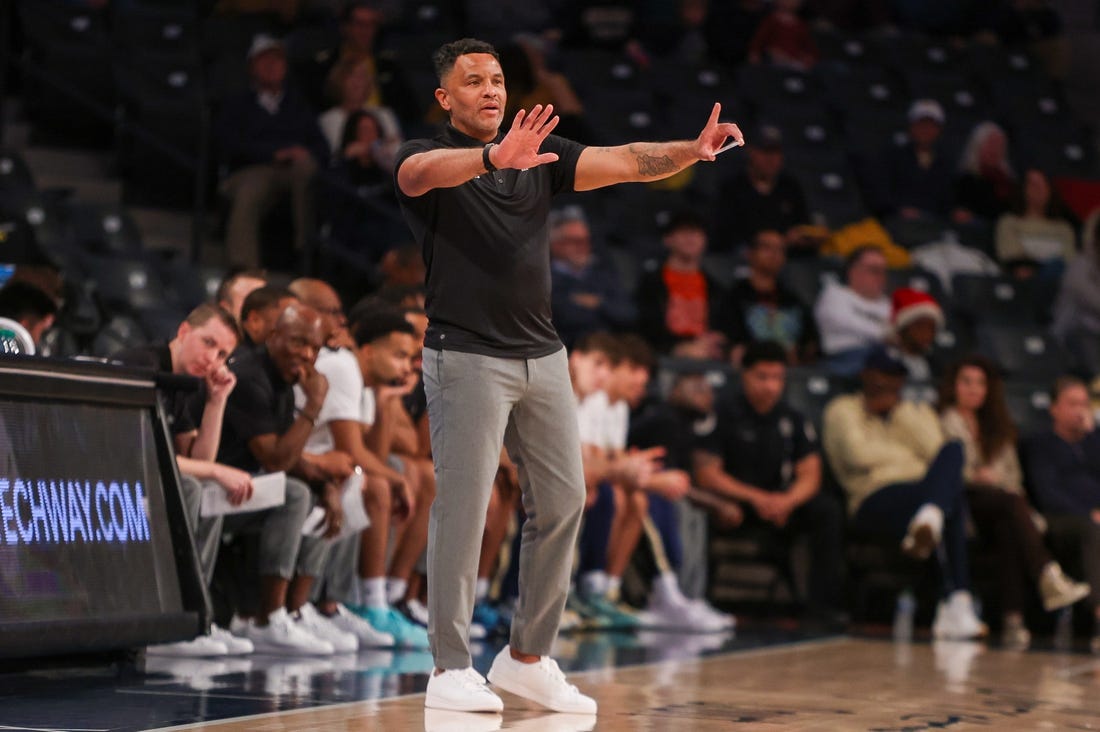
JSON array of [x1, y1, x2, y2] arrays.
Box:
[[441, 123, 503, 148]]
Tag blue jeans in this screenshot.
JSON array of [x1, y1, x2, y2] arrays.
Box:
[[853, 442, 969, 595]]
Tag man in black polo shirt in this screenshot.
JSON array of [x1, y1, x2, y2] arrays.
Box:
[[395, 37, 743, 714], [695, 340, 845, 627], [114, 303, 256, 657], [218, 303, 353, 655]]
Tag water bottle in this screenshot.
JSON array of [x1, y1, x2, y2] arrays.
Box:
[[893, 589, 915, 643], [1054, 606, 1073, 651]]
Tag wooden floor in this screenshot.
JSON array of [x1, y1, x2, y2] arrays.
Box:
[[149, 638, 1100, 731]]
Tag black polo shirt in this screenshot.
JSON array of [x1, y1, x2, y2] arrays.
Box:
[[113, 344, 204, 436], [395, 124, 586, 358], [701, 393, 817, 492], [218, 347, 296, 474], [628, 402, 717, 472]]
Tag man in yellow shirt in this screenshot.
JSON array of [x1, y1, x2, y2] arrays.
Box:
[[823, 346, 985, 640]]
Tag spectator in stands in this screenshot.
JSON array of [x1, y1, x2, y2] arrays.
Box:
[[724, 229, 819, 366], [636, 210, 727, 359], [1022, 376, 1100, 651], [954, 122, 1017, 224], [217, 304, 350, 655], [115, 303, 255, 657], [715, 125, 813, 254], [1052, 208, 1100, 374], [995, 168, 1076, 280], [499, 37, 591, 145], [628, 366, 745, 602], [549, 206, 637, 348], [0, 280, 57, 350], [322, 108, 404, 263], [215, 35, 328, 268], [747, 0, 820, 70], [239, 285, 298, 351], [298, 1, 418, 123], [216, 269, 268, 322], [318, 57, 402, 166], [814, 245, 891, 376], [887, 287, 944, 383], [823, 346, 986, 639], [696, 340, 845, 627], [873, 100, 958, 222], [940, 357, 1089, 649]]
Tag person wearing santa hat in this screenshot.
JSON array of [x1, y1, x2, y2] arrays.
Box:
[[889, 287, 945, 383]]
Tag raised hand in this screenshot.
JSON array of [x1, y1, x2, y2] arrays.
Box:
[[491, 104, 561, 170], [206, 364, 236, 405], [694, 103, 744, 162]]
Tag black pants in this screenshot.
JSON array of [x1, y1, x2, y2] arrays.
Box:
[[967, 486, 1051, 614]]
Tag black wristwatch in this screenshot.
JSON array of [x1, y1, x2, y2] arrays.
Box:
[[482, 143, 498, 173]]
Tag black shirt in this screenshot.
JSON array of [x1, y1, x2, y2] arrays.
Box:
[[218, 348, 296, 474], [403, 374, 428, 424], [701, 393, 817, 492], [629, 401, 716, 472], [113, 344, 204, 436], [723, 276, 820, 359], [715, 171, 809, 251], [395, 124, 586, 358]]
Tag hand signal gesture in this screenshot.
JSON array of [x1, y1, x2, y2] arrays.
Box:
[[694, 103, 744, 162], [492, 104, 560, 170]]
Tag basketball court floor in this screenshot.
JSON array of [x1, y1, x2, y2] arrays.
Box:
[[4, 623, 1100, 731]]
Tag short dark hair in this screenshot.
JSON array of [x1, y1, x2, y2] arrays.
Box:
[[742, 340, 788, 369], [844, 245, 885, 279], [352, 307, 416, 346], [1051, 374, 1087, 402], [0, 281, 57, 322], [614, 333, 656, 372], [240, 285, 295, 322], [216, 268, 267, 305], [184, 303, 242, 343], [433, 38, 499, 83], [660, 209, 707, 237], [573, 331, 621, 360]]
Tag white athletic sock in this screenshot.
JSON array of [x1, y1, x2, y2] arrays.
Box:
[[606, 575, 622, 602], [385, 577, 408, 605], [579, 571, 608, 600], [359, 577, 387, 609], [653, 571, 684, 605], [475, 578, 490, 602]]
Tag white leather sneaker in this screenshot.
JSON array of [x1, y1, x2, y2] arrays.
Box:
[[487, 646, 597, 714], [209, 624, 254, 655], [295, 604, 359, 653], [425, 667, 504, 712], [247, 608, 336, 656], [146, 635, 228, 657], [327, 603, 395, 648]]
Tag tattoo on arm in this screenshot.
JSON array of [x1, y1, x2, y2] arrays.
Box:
[[629, 144, 677, 176]]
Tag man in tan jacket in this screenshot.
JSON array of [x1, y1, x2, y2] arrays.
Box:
[[823, 346, 984, 640]]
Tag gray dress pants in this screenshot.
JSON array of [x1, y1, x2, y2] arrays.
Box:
[[423, 347, 586, 670]]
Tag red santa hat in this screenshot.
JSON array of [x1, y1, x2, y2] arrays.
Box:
[[891, 287, 944, 332]]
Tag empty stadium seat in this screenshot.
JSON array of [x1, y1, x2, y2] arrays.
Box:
[[83, 254, 169, 312], [789, 163, 868, 229], [783, 367, 854, 429], [1003, 380, 1053, 436], [780, 257, 843, 308], [950, 273, 1037, 326], [67, 203, 144, 254], [976, 324, 1069, 380], [0, 150, 36, 193]]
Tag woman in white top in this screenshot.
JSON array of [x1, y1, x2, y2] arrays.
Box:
[[939, 355, 1088, 648], [317, 56, 402, 169], [994, 168, 1076, 278]]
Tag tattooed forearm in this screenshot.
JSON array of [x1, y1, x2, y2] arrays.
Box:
[[629, 144, 678, 177]]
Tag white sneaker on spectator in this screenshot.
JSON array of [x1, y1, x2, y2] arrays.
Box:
[[403, 598, 431, 627], [209, 624, 254, 655], [425, 667, 504, 712], [487, 645, 597, 714], [1039, 562, 1091, 612], [146, 635, 228, 657], [247, 608, 336, 656], [901, 504, 943, 560], [327, 604, 394, 648], [932, 590, 989, 641], [686, 598, 737, 630], [295, 604, 359, 653]]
